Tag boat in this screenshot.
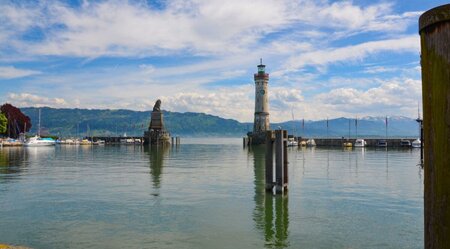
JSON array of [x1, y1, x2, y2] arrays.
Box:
[[400, 139, 412, 147], [23, 109, 56, 147], [343, 142, 352, 147], [80, 139, 92, 145], [24, 136, 56, 147], [376, 139, 387, 147], [354, 139, 366, 147], [2, 138, 23, 147], [412, 138, 421, 148], [299, 140, 307, 146], [306, 139, 316, 147], [287, 137, 298, 147]]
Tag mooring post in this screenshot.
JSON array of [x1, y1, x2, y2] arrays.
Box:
[[171, 137, 174, 146], [283, 130, 288, 191], [265, 131, 274, 192], [419, 4, 450, 248], [275, 130, 284, 194]]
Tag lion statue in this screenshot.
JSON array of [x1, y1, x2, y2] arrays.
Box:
[[153, 99, 161, 112]]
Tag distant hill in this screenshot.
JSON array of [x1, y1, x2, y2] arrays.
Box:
[[21, 107, 247, 137], [21, 107, 420, 138]]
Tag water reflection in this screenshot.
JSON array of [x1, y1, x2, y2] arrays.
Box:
[[145, 145, 169, 190], [249, 145, 290, 248], [0, 147, 27, 175]]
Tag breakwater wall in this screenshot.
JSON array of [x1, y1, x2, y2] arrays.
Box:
[[88, 136, 144, 144], [299, 138, 417, 147]]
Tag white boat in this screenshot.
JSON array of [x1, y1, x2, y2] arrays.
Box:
[[306, 139, 316, 147], [287, 138, 298, 147], [354, 139, 366, 147], [412, 138, 421, 148], [23, 109, 55, 147], [24, 135, 56, 147]]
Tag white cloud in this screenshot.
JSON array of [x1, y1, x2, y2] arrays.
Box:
[[0, 0, 421, 58], [315, 78, 421, 116], [283, 35, 420, 73], [6, 93, 69, 107], [0, 66, 41, 79]]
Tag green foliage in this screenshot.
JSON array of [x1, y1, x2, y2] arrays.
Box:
[[21, 107, 249, 137], [0, 113, 7, 134]]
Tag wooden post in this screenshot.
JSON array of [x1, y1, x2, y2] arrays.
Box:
[[265, 131, 274, 192], [275, 130, 284, 194], [419, 4, 450, 249], [171, 137, 174, 145], [283, 130, 288, 191]]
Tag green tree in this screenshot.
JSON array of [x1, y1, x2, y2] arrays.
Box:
[[0, 113, 7, 134]]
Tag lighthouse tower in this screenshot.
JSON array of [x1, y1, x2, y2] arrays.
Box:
[[253, 59, 270, 141]]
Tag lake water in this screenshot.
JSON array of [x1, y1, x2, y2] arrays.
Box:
[[0, 138, 424, 249]]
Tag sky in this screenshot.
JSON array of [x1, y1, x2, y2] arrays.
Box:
[[0, 0, 447, 122]]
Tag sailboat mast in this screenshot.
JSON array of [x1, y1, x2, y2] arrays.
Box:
[[38, 109, 41, 137]]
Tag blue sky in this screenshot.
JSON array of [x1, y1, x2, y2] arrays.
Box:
[[0, 0, 447, 122]]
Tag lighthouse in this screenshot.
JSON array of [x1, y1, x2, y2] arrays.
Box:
[[252, 59, 270, 143]]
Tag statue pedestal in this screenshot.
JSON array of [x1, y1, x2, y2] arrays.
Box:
[[150, 112, 164, 130], [144, 111, 170, 145]]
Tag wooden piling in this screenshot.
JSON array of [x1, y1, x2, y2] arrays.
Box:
[[283, 130, 288, 191], [265, 131, 274, 191], [275, 130, 284, 194], [419, 4, 450, 248], [266, 129, 288, 194], [171, 137, 174, 145]]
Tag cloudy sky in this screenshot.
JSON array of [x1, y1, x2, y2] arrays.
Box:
[[0, 0, 446, 122]]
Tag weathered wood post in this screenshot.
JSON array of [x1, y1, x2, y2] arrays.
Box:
[[171, 137, 174, 146], [275, 130, 284, 194], [419, 4, 450, 249], [265, 131, 274, 191], [283, 130, 288, 191]]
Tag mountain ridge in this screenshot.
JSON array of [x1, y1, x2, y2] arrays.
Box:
[[20, 107, 420, 138]]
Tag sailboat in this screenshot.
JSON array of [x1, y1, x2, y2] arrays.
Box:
[[24, 109, 56, 147], [287, 110, 298, 147]]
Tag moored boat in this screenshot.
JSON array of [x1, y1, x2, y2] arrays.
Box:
[[24, 136, 56, 147], [306, 139, 316, 147], [412, 138, 421, 148], [343, 142, 352, 147], [354, 139, 366, 147], [287, 137, 298, 147], [400, 139, 412, 147]]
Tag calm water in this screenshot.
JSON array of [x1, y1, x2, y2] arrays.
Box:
[[0, 138, 424, 249]]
